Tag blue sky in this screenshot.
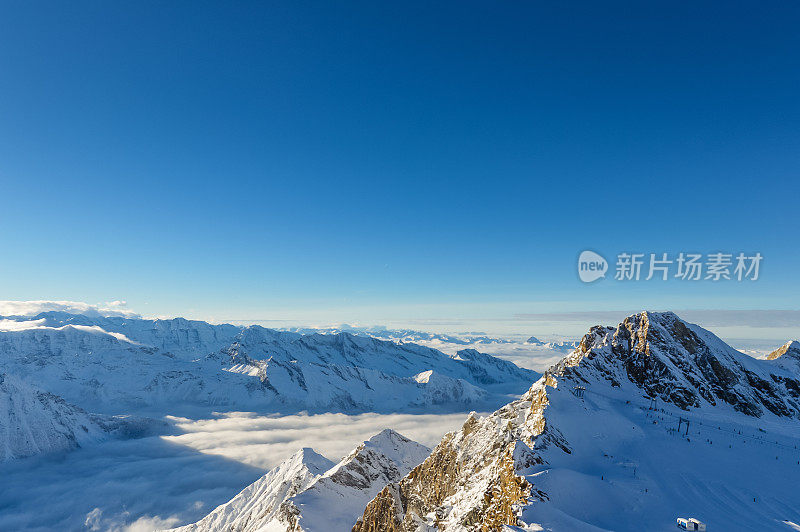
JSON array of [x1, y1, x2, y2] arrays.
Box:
[[0, 1, 798, 333]]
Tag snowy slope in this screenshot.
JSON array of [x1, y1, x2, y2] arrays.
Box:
[[171, 429, 430, 532], [0, 373, 168, 461], [1, 374, 109, 461], [355, 312, 800, 531], [0, 312, 537, 414]]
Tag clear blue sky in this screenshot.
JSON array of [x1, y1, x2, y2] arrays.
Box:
[[1, 1, 798, 330]]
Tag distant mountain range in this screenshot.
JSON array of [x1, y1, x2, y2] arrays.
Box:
[[5, 310, 800, 530], [284, 324, 521, 346], [0, 312, 537, 461], [285, 324, 579, 353]]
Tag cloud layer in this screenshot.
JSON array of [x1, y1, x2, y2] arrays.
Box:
[[163, 410, 475, 470], [0, 300, 140, 318], [0, 410, 469, 531]]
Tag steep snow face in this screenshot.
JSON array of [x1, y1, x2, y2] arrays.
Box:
[[170, 447, 334, 532], [411, 371, 486, 405], [0, 374, 166, 461], [171, 430, 430, 532], [0, 313, 536, 414], [354, 312, 800, 531], [0, 374, 107, 461]]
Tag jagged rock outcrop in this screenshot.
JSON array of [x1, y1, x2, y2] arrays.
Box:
[[555, 312, 800, 417], [767, 340, 800, 360], [353, 379, 556, 531]]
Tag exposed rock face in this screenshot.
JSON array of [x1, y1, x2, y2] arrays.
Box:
[[171, 429, 430, 532], [353, 312, 800, 531], [353, 381, 554, 531], [554, 312, 800, 417], [767, 340, 800, 360]]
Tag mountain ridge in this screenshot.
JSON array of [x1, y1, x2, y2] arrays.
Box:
[[169, 429, 430, 532], [353, 311, 800, 531], [0, 312, 537, 415]]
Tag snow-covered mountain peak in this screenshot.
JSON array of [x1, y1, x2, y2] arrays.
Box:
[[767, 339, 800, 360], [354, 312, 800, 531], [364, 427, 411, 447], [343, 428, 432, 479], [284, 447, 336, 476], [554, 310, 800, 417], [170, 430, 430, 531]]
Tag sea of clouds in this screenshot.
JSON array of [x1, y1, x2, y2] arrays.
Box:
[[0, 410, 475, 531]]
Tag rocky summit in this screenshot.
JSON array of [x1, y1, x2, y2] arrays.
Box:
[[353, 312, 800, 531]]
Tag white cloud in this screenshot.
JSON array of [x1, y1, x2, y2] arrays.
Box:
[[85, 507, 181, 532], [0, 319, 139, 344], [0, 300, 140, 318], [0, 318, 47, 332], [162, 411, 473, 469]]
